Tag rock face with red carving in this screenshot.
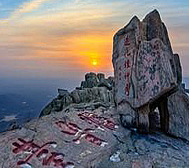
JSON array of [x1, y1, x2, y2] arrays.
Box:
[[0, 106, 120, 168], [113, 9, 189, 136], [2, 105, 189, 168], [113, 10, 177, 109]]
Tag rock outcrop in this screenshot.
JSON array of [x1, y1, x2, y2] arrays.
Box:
[[40, 73, 114, 117], [1, 9, 189, 168], [167, 86, 189, 140], [2, 106, 189, 168], [113, 9, 189, 140], [0, 106, 120, 168], [81, 72, 114, 90]]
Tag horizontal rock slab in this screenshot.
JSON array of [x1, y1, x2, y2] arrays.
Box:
[[0, 108, 120, 168], [2, 105, 189, 168]]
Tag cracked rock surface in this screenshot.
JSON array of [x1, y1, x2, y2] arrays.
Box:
[[1, 106, 189, 168]]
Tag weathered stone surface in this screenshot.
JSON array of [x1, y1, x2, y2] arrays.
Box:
[[113, 9, 177, 109], [97, 73, 105, 82], [40, 94, 73, 117], [58, 89, 69, 98], [167, 87, 189, 140], [172, 53, 182, 85], [95, 131, 189, 168], [81, 72, 99, 88], [40, 72, 115, 117], [0, 107, 120, 168], [81, 72, 114, 89], [70, 87, 113, 104], [40, 87, 114, 117], [98, 78, 112, 90], [2, 105, 189, 168], [118, 102, 137, 129], [112, 9, 184, 134], [107, 76, 115, 88]]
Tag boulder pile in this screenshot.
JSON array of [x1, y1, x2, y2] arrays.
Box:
[[40, 73, 114, 117]]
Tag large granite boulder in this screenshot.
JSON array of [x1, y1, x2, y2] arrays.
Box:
[[70, 87, 113, 104], [81, 72, 99, 88], [81, 72, 114, 90], [97, 73, 105, 81], [113, 10, 185, 134], [167, 86, 189, 140], [98, 78, 112, 90], [113, 9, 177, 109], [40, 93, 73, 116]]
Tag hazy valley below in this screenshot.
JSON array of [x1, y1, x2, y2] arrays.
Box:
[[0, 77, 81, 132]]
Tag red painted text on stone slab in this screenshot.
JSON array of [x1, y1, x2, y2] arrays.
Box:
[[12, 138, 74, 168], [55, 121, 107, 146], [78, 112, 118, 130]]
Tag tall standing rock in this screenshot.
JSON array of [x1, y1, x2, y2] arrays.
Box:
[[112, 10, 181, 133], [167, 86, 189, 140]]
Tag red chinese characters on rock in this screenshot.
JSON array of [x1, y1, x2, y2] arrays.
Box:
[[42, 152, 74, 167], [123, 34, 132, 97], [55, 121, 107, 147], [124, 60, 131, 96], [124, 35, 130, 46], [12, 138, 74, 168], [77, 112, 118, 131], [126, 60, 131, 68], [125, 83, 130, 96]]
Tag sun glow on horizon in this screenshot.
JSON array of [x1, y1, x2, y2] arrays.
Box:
[[1, 0, 188, 78], [70, 33, 113, 72], [92, 60, 98, 66]]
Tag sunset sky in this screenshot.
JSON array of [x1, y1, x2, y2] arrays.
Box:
[[0, 0, 189, 81]]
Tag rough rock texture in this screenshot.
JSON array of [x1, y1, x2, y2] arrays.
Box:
[[40, 87, 114, 117], [40, 73, 114, 117], [96, 131, 189, 168], [81, 72, 114, 90], [58, 89, 69, 97], [113, 9, 188, 135], [0, 106, 119, 168], [81, 72, 99, 88], [113, 9, 177, 109], [1, 106, 189, 168], [40, 93, 73, 116], [168, 86, 189, 140]]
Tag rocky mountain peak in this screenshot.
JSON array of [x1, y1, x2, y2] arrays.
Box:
[[0, 10, 189, 168], [113, 9, 189, 140], [143, 9, 161, 22]]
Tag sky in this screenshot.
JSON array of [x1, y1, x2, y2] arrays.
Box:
[[0, 0, 189, 82]]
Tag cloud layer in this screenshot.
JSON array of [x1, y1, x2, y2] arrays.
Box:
[[0, 0, 189, 79]]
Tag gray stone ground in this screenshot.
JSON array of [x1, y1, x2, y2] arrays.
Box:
[[1, 106, 189, 168]]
